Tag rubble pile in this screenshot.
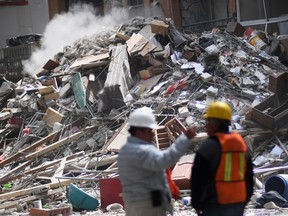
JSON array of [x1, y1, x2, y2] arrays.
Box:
[[0, 16, 288, 214]]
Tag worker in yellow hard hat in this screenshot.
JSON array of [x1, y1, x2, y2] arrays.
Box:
[[190, 101, 254, 216]]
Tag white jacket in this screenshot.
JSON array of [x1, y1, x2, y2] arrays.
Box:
[[118, 134, 192, 214]]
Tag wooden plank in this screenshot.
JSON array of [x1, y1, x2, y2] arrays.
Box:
[[126, 33, 148, 54], [158, 137, 170, 143], [0, 130, 61, 168], [105, 122, 129, 152], [25, 126, 96, 160], [0, 161, 31, 181], [139, 40, 157, 56], [0, 179, 73, 200], [69, 53, 109, 69], [158, 133, 169, 138], [0, 160, 60, 184], [50, 157, 66, 183], [0, 152, 84, 184], [0, 187, 63, 209], [65, 154, 118, 171]]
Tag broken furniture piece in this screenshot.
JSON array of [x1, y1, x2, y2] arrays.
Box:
[[251, 72, 288, 130], [154, 117, 186, 150]]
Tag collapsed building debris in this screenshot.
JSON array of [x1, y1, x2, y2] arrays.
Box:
[[0, 16, 288, 214]]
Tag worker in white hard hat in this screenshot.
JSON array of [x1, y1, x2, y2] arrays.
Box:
[[118, 107, 197, 216]]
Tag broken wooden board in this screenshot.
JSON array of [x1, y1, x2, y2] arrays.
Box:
[[43, 107, 64, 128], [25, 126, 96, 160], [0, 152, 84, 184], [50, 157, 66, 183], [43, 59, 60, 70], [104, 122, 129, 152], [0, 179, 73, 201], [69, 53, 109, 69], [0, 129, 62, 168], [126, 33, 148, 54], [139, 39, 157, 56], [0, 161, 31, 183], [0, 187, 64, 209], [139, 74, 163, 91]]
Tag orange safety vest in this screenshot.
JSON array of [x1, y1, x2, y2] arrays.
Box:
[[214, 132, 248, 204]]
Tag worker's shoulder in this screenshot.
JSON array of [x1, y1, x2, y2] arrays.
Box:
[[198, 136, 220, 151]]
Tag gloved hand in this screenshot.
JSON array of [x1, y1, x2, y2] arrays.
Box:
[[185, 126, 197, 139]]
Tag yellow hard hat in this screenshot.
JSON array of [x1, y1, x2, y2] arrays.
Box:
[[203, 101, 232, 121]]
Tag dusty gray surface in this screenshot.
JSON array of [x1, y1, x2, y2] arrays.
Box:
[[2, 203, 288, 216]]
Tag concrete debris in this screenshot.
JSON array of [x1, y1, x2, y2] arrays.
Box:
[[1, 17, 288, 215]]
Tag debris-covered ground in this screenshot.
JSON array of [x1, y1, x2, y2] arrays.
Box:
[[1, 12, 288, 215]]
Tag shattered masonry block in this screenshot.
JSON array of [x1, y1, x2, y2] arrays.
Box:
[[0, 111, 12, 120], [185, 116, 194, 126], [19, 94, 32, 107], [178, 106, 190, 118], [86, 138, 97, 148], [59, 83, 71, 98], [242, 89, 256, 100], [238, 103, 252, 116], [206, 95, 216, 105], [15, 86, 25, 95], [201, 72, 213, 82], [205, 44, 219, 54], [53, 122, 62, 132], [207, 86, 218, 96], [77, 140, 87, 151]]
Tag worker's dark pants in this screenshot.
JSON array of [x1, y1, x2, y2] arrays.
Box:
[[201, 203, 245, 216]]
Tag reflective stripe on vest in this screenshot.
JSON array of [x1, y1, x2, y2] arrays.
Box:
[[215, 133, 248, 204]]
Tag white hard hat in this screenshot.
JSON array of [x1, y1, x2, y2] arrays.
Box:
[[128, 107, 158, 129]]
